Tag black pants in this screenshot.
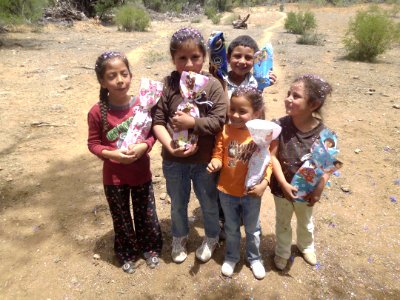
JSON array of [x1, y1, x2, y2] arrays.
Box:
[[104, 181, 163, 263]]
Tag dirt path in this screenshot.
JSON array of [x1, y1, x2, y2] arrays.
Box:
[[0, 4, 399, 299]]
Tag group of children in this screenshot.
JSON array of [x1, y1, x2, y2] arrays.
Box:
[[87, 27, 334, 280]]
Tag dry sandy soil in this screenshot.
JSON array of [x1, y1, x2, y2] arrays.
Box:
[[0, 3, 399, 299]]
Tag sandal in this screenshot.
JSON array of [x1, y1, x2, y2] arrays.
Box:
[[144, 252, 160, 269], [122, 261, 135, 274]]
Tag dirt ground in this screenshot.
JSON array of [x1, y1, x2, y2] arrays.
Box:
[[0, 3, 399, 299]]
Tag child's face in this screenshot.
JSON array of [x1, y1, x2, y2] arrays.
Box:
[[228, 45, 255, 80], [228, 95, 259, 129], [100, 58, 132, 104], [285, 81, 315, 117], [172, 41, 205, 74]]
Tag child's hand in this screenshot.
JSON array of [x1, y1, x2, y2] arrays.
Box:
[[304, 191, 321, 207], [127, 143, 148, 160], [268, 72, 277, 86], [172, 111, 195, 131], [104, 149, 137, 164], [207, 158, 222, 173], [246, 179, 269, 197], [209, 63, 227, 91], [169, 142, 198, 158], [281, 182, 298, 202], [304, 174, 328, 206]]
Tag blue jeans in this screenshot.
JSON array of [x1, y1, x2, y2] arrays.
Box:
[[219, 191, 262, 263], [162, 160, 220, 239]]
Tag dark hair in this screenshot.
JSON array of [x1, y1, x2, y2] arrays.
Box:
[[169, 27, 207, 58], [232, 86, 265, 119], [94, 51, 131, 132], [227, 35, 259, 59], [293, 74, 332, 117]]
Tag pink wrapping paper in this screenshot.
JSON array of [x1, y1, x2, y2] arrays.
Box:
[[121, 78, 163, 149], [172, 71, 209, 149]]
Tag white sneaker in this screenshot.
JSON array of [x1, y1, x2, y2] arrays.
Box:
[[171, 236, 188, 263], [195, 236, 219, 262], [250, 260, 266, 280], [221, 260, 236, 277]]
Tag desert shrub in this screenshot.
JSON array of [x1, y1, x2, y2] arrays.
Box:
[[206, 0, 233, 12], [95, 0, 127, 19], [114, 4, 150, 32], [343, 6, 400, 61], [223, 13, 238, 25], [142, 0, 163, 12], [296, 32, 324, 46], [0, 0, 48, 23], [204, 6, 221, 24], [284, 11, 317, 34], [191, 16, 202, 23]]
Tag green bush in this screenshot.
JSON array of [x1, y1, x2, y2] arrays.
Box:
[[296, 32, 324, 46], [284, 11, 317, 35], [115, 4, 151, 32], [206, 0, 233, 12], [343, 6, 400, 61], [0, 0, 48, 23]]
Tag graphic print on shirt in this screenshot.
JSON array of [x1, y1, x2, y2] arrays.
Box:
[[106, 116, 133, 149], [227, 140, 258, 167]]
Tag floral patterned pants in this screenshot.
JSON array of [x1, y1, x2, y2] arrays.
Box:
[[104, 181, 163, 264]]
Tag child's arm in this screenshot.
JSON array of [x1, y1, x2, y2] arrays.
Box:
[[305, 173, 330, 206], [126, 131, 156, 159], [247, 179, 269, 198], [246, 160, 272, 197], [153, 124, 198, 157], [193, 79, 227, 136], [207, 130, 224, 173], [270, 140, 298, 201]]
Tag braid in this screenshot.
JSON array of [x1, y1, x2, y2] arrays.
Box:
[[99, 87, 109, 132]]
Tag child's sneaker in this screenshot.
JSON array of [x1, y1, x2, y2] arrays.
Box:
[[303, 252, 317, 266], [250, 260, 266, 280], [122, 260, 136, 274], [144, 251, 160, 269], [195, 236, 219, 262], [221, 260, 236, 277], [171, 236, 188, 263], [274, 255, 288, 270]]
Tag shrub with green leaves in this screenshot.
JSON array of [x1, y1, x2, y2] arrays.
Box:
[[284, 11, 317, 35], [115, 4, 150, 32], [343, 6, 400, 61], [0, 0, 48, 23]]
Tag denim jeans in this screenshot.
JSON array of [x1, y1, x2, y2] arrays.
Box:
[[219, 191, 262, 263], [162, 160, 220, 239]]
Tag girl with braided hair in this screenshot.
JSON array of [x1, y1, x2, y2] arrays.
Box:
[[87, 51, 162, 273]]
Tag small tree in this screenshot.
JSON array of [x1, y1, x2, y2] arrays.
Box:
[[343, 6, 400, 61], [284, 11, 317, 35], [115, 4, 150, 32]]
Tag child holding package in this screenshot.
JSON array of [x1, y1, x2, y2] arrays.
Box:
[[152, 28, 227, 264], [207, 86, 272, 280], [87, 51, 162, 274], [270, 74, 334, 270]]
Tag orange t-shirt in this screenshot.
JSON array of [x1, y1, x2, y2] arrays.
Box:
[[212, 124, 272, 197]]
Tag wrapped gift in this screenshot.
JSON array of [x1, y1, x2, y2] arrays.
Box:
[[207, 31, 228, 80], [172, 71, 211, 149], [121, 78, 163, 150], [245, 119, 282, 190], [253, 43, 273, 91], [291, 128, 343, 202]]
